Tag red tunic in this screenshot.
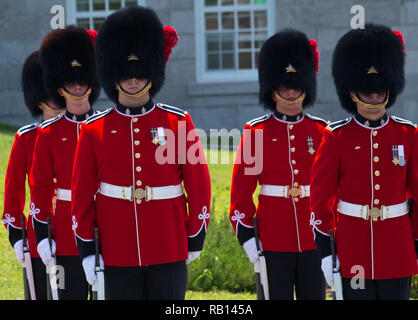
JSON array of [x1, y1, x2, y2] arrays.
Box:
[[29, 114, 86, 256], [310, 116, 418, 279], [71, 104, 211, 267], [230, 113, 327, 252], [3, 123, 40, 258]]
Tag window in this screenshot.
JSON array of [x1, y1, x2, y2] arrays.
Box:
[[196, 0, 275, 83], [66, 0, 146, 31]]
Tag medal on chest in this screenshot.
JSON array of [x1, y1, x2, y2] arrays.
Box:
[[151, 127, 166, 146], [307, 136, 315, 155], [392, 145, 405, 166]]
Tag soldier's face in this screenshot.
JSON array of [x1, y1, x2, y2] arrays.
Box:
[[119, 78, 149, 94], [61, 82, 89, 97], [276, 86, 303, 101], [357, 91, 387, 105]]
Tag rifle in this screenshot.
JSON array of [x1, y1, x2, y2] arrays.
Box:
[[330, 229, 343, 300], [21, 215, 36, 300], [46, 217, 59, 300], [92, 228, 105, 300], [253, 217, 269, 300]]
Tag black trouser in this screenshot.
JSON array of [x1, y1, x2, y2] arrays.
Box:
[[55, 255, 89, 300], [342, 277, 412, 300], [104, 261, 187, 300], [26, 257, 47, 300], [264, 250, 325, 300]]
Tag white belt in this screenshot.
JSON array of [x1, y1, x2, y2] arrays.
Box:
[[98, 182, 184, 202], [260, 184, 310, 199], [338, 199, 409, 222], [56, 188, 71, 202]]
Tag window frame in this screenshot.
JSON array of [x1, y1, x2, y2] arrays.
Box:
[[195, 0, 275, 83], [66, 0, 147, 30]]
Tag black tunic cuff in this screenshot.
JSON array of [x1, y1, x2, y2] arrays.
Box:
[[76, 236, 96, 261], [237, 223, 255, 246], [314, 229, 332, 259], [188, 228, 206, 252], [415, 240, 418, 258], [33, 218, 48, 244], [8, 225, 23, 247]]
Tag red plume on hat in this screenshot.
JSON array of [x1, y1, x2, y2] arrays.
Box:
[[392, 30, 406, 50], [86, 29, 98, 46], [309, 39, 320, 73], [163, 25, 179, 64]]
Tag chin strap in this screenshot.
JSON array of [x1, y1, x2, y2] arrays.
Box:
[[115, 81, 153, 98], [61, 87, 92, 101], [39, 102, 65, 116], [273, 90, 306, 105], [351, 91, 389, 109]]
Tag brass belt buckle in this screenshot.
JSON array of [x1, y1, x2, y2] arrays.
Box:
[[367, 206, 382, 222], [131, 187, 146, 201], [288, 186, 301, 198]]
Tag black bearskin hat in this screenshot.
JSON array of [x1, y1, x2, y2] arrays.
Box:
[[40, 25, 100, 109], [96, 6, 178, 103], [332, 23, 405, 113], [258, 29, 319, 111], [21, 50, 47, 118]]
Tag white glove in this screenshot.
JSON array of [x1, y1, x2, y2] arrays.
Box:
[[13, 240, 24, 263], [243, 237, 260, 263], [186, 251, 201, 264], [321, 255, 340, 288], [82, 255, 104, 285], [37, 238, 56, 266]]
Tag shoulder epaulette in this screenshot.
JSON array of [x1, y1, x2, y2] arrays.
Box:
[[306, 114, 329, 126], [157, 104, 188, 117], [85, 108, 113, 125], [390, 116, 417, 128], [326, 118, 352, 131], [17, 122, 39, 136], [247, 113, 272, 127], [40, 114, 63, 129]]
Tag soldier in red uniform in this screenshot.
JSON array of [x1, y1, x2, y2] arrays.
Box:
[[71, 6, 211, 300], [310, 24, 418, 300], [229, 29, 326, 300], [2, 50, 64, 300], [29, 26, 100, 300]]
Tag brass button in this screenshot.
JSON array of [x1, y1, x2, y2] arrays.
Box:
[[136, 199, 142, 204], [372, 131, 378, 137], [294, 169, 299, 175], [288, 124, 294, 130], [373, 143, 379, 149], [294, 197, 299, 203], [136, 180, 142, 187], [292, 160, 296, 165], [291, 147, 296, 152], [135, 153, 141, 159], [290, 135, 295, 140], [374, 184, 380, 191], [136, 166, 142, 172], [374, 199, 380, 205], [134, 140, 140, 146], [134, 128, 140, 133], [133, 118, 138, 123], [374, 156, 379, 163], [375, 170, 380, 177], [53, 178, 57, 183], [293, 182, 299, 187]]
